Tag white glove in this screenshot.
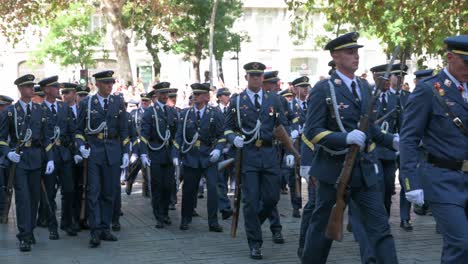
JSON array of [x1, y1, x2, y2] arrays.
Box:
[[7, 151, 20, 163], [346, 129, 366, 148], [173, 157, 179, 167], [73, 155, 83, 164], [233, 136, 244, 148], [299, 165, 311, 184], [45, 160, 55, 175], [209, 149, 221, 163], [405, 189, 424, 206], [285, 154, 295, 168], [291, 130, 299, 140], [298, 125, 304, 134], [392, 134, 400, 152], [130, 153, 138, 163], [140, 154, 151, 168], [79, 145, 90, 158], [120, 153, 129, 169]]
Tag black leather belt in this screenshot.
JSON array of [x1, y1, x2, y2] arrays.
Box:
[[427, 153, 468, 172]]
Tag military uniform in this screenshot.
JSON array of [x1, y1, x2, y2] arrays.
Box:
[[0, 74, 54, 251], [139, 82, 178, 228], [0, 95, 13, 219], [225, 62, 288, 259], [301, 33, 398, 264], [400, 35, 468, 264], [173, 83, 225, 231], [74, 70, 129, 247]]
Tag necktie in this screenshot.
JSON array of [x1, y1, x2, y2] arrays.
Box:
[[51, 104, 56, 115], [196, 110, 201, 127], [395, 90, 400, 96], [302, 102, 307, 110], [381, 93, 387, 111], [103, 99, 108, 112], [70, 107, 76, 118], [223, 106, 226, 114], [26, 104, 31, 116], [351, 81, 360, 103], [254, 94, 261, 110]]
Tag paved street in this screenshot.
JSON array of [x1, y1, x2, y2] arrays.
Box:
[[0, 178, 442, 264]]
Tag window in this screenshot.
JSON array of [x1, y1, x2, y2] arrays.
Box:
[[290, 57, 317, 75], [256, 9, 280, 49]]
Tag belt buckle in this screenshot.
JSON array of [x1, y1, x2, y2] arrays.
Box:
[[97, 133, 104, 140], [453, 117, 463, 128], [462, 160, 468, 172], [195, 140, 201, 148], [255, 139, 262, 147], [25, 140, 31, 147]]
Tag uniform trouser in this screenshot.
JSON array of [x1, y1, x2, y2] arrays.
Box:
[[301, 181, 398, 264], [379, 159, 397, 216], [43, 161, 74, 231], [112, 175, 122, 223], [72, 163, 86, 224], [399, 175, 411, 221], [87, 160, 120, 233], [299, 183, 317, 250], [349, 200, 376, 264], [0, 167, 7, 216], [430, 202, 468, 264], [242, 164, 280, 249], [14, 167, 41, 241], [217, 165, 232, 212], [285, 167, 302, 210], [150, 163, 174, 223], [181, 165, 219, 226]]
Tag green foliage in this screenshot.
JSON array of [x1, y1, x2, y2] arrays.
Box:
[[32, 2, 104, 69], [286, 0, 468, 58]]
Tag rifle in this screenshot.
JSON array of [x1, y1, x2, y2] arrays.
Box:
[[0, 145, 20, 224], [230, 147, 243, 238], [293, 136, 302, 200], [80, 144, 89, 221], [325, 46, 400, 241], [273, 124, 301, 161], [218, 158, 235, 171]]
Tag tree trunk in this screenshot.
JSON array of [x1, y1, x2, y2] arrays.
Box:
[[191, 56, 201, 83], [216, 59, 224, 84], [101, 0, 133, 83], [144, 29, 161, 79], [208, 0, 219, 90]]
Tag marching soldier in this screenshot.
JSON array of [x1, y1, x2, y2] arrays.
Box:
[[401, 35, 468, 263], [139, 82, 178, 229], [225, 62, 289, 259], [301, 32, 399, 263], [0, 95, 13, 220], [74, 70, 130, 248], [38, 77, 79, 239], [173, 83, 225, 231], [215, 87, 234, 220], [126, 93, 151, 196], [0, 74, 55, 251]]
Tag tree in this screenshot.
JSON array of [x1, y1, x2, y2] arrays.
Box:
[[169, 0, 245, 82], [32, 2, 104, 69], [286, 0, 467, 64]]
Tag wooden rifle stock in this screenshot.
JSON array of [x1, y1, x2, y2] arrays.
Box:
[[273, 125, 300, 161], [0, 145, 20, 224], [293, 136, 302, 200], [230, 147, 243, 238]]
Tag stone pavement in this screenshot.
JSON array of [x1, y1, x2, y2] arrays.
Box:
[[0, 178, 442, 264]]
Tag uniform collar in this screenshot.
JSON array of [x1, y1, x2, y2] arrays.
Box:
[[156, 100, 166, 111], [335, 69, 358, 90], [193, 105, 207, 118], [44, 100, 58, 111], [18, 100, 32, 113], [444, 67, 465, 88]]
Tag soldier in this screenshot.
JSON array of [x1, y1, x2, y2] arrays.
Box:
[[167, 88, 180, 210], [263, 71, 296, 245], [400, 35, 468, 263], [225, 62, 289, 259], [74, 70, 130, 248], [0, 95, 13, 220], [37, 77, 79, 240], [301, 32, 399, 263], [0, 74, 55, 252], [173, 83, 225, 232], [139, 82, 178, 229], [126, 93, 151, 196], [215, 87, 234, 220], [414, 69, 434, 85]]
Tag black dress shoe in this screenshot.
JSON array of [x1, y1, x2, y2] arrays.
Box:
[[281, 188, 288, 195], [80, 221, 90, 230], [198, 193, 204, 199], [65, 227, 78, 236], [49, 230, 59, 240], [180, 223, 189, 230], [292, 209, 301, 218], [100, 231, 118, 241], [89, 235, 101, 248], [125, 181, 133, 195], [272, 232, 285, 244], [346, 223, 353, 233], [27, 234, 36, 245], [112, 222, 121, 232], [400, 220, 413, 231], [221, 209, 233, 220], [192, 210, 199, 217], [250, 248, 263, 260], [155, 221, 164, 229], [209, 224, 223, 232], [19, 240, 31, 252], [163, 216, 172, 225]]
